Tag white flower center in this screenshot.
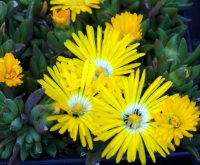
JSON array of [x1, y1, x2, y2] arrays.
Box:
[[94, 59, 113, 77], [122, 104, 149, 133], [68, 94, 92, 117]]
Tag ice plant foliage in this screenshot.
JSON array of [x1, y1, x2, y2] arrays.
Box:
[[93, 69, 173, 164], [0, 53, 23, 87], [106, 12, 143, 42], [155, 95, 200, 146], [60, 25, 145, 80], [50, 0, 102, 21], [52, 9, 70, 28], [38, 60, 106, 149]]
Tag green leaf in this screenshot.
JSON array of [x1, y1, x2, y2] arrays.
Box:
[[30, 56, 39, 78], [54, 139, 67, 150], [16, 133, 26, 147], [85, 142, 106, 165], [33, 45, 47, 75], [20, 145, 29, 161], [165, 34, 179, 60], [29, 127, 41, 142], [166, 25, 187, 37], [145, 66, 155, 83], [26, 0, 42, 19], [183, 146, 200, 161], [0, 39, 14, 56], [0, 90, 6, 101], [174, 80, 193, 92], [47, 32, 64, 51], [25, 88, 44, 114], [183, 45, 200, 65], [158, 15, 171, 29], [25, 77, 38, 94], [0, 1, 7, 18], [0, 142, 14, 159], [157, 56, 170, 75], [14, 96, 24, 114], [167, 67, 190, 86], [161, 7, 178, 17], [4, 99, 19, 116], [10, 117, 23, 131], [178, 38, 188, 62], [25, 134, 34, 144], [34, 142, 42, 154], [190, 65, 200, 80], [0, 134, 16, 148], [138, 44, 153, 53], [30, 105, 44, 121], [13, 19, 32, 43], [142, 19, 150, 38], [3, 112, 16, 123], [44, 143, 57, 157], [157, 28, 168, 45], [154, 39, 165, 58]]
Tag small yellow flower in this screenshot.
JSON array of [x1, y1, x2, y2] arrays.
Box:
[[52, 9, 70, 28], [106, 12, 143, 42], [154, 95, 200, 146], [0, 53, 23, 87], [50, 0, 102, 22]]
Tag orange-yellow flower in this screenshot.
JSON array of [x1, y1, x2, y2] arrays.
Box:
[[106, 12, 143, 42], [0, 53, 23, 87], [52, 9, 70, 28], [154, 95, 200, 146]]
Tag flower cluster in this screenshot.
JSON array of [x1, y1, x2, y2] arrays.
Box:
[[38, 12, 200, 164], [50, 0, 103, 22], [0, 0, 200, 164]]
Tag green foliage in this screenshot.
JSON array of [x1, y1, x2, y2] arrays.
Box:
[[0, 89, 66, 161]]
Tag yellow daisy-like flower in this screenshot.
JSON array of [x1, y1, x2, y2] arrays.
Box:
[[52, 9, 70, 28], [0, 53, 23, 87], [38, 60, 106, 149], [59, 25, 145, 81], [106, 12, 143, 42], [154, 95, 200, 146], [93, 69, 173, 164], [50, 0, 102, 22]]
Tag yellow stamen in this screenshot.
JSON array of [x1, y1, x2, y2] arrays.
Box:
[[5, 71, 16, 79], [74, 103, 83, 114], [169, 116, 181, 128], [128, 114, 141, 124], [96, 67, 104, 74]]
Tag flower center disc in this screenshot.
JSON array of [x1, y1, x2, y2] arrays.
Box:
[[5, 71, 16, 79], [94, 59, 112, 77], [128, 114, 141, 124], [68, 94, 92, 117], [169, 116, 181, 128], [122, 104, 149, 133]]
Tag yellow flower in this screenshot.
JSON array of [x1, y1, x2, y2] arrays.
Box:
[[106, 12, 143, 42], [154, 95, 200, 146], [50, 0, 102, 22], [59, 25, 145, 81], [93, 69, 172, 164], [52, 9, 70, 28], [0, 53, 23, 87], [38, 60, 106, 150]]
